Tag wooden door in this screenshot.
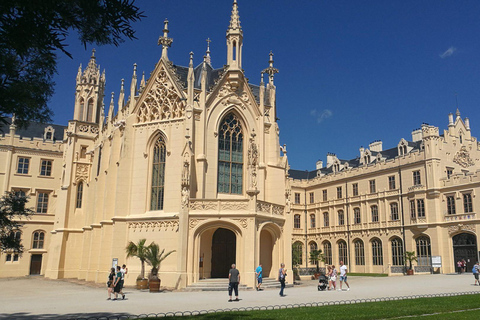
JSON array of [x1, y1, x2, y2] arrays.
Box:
[[211, 228, 236, 278], [30, 254, 42, 275]]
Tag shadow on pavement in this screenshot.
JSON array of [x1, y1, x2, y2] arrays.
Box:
[[0, 312, 134, 320]]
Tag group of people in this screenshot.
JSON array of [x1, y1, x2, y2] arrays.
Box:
[[107, 264, 128, 300], [228, 262, 288, 301], [325, 261, 350, 291], [457, 259, 467, 274]]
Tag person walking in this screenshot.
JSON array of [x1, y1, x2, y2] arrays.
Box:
[[473, 262, 480, 285], [278, 263, 287, 297], [339, 261, 350, 291], [107, 267, 115, 300], [330, 265, 337, 290], [326, 265, 332, 290], [112, 266, 123, 300], [228, 264, 240, 302], [461, 259, 467, 273], [255, 264, 263, 291], [457, 260, 462, 274], [119, 264, 127, 299]]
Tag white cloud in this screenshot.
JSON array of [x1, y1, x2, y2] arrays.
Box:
[[439, 47, 457, 59], [310, 109, 332, 123]]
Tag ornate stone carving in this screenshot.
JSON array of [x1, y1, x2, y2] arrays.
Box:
[[136, 67, 185, 123], [189, 201, 217, 211], [75, 163, 90, 183], [182, 153, 190, 187], [221, 201, 248, 211], [189, 218, 204, 229], [128, 220, 179, 231], [181, 187, 189, 209], [448, 223, 476, 235], [248, 132, 259, 189], [453, 146, 475, 168], [234, 218, 248, 229]]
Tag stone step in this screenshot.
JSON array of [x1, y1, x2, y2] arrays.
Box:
[[185, 278, 292, 291]]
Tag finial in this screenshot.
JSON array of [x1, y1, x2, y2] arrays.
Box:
[[91, 48, 96, 58], [189, 51, 194, 67], [140, 72, 145, 89], [262, 50, 279, 85], [120, 79, 125, 91], [205, 38, 211, 65], [158, 18, 173, 60], [110, 92, 115, 105], [456, 108, 461, 118], [260, 72, 264, 84], [228, 0, 241, 31]]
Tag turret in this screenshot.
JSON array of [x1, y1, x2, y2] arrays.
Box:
[[73, 49, 105, 124], [226, 0, 243, 69]]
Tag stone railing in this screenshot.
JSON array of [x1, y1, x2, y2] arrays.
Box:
[[407, 184, 425, 192], [444, 212, 476, 222], [414, 266, 432, 273], [189, 199, 249, 212], [390, 266, 404, 274], [256, 200, 284, 216], [297, 267, 326, 275]]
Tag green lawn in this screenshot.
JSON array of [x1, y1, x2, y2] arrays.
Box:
[[137, 294, 480, 319]]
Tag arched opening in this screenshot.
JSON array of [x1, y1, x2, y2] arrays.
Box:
[[260, 229, 273, 277], [211, 228, 236, 278], [86, 99, 94, 122], [453, 233, 477, 272]]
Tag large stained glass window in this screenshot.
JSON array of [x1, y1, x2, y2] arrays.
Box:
[[151, 136, 166, 210], [218, 113, 243, 194]]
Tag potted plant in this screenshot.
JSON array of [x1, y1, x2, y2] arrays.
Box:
[[404, 251, 417, 275], [309, 249, 324, 279], [126, 238, 149, 289], [145, 242, 175, 292]]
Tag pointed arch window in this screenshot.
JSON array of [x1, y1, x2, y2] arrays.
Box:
[[391, 237, 404, 266], [372, 238, 383, 265], [218, 113, 243, 194], [354, 239, 365, 265], [323, 241, 332, 265], [32, 231, 45, 249], [76, 182, 84, 208], [151, 136, 166, 210], [86, 99, 94, 122], [338, 240, 348, 265]]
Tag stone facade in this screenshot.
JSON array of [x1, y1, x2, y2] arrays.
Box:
[[0, 2, 479, 287]]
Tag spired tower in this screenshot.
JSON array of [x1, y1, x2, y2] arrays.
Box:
[[73, 49, 106, 124]]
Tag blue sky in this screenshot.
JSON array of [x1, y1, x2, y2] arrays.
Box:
[[49, 0, 480, 171]]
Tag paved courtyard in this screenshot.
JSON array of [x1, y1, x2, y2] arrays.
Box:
[[1, 273, 478, 319]]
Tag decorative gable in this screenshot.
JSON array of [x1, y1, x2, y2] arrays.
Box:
[[135, 63, 186, 123]]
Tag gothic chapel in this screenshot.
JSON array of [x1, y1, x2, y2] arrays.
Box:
[[43, 1, 289, 289]]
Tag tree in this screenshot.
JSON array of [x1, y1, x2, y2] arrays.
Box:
[[0, 191, 33, 252], [144, 242, 175, 280], [0, 1, 144, 128], [125, 238, 149, 280], [309, 249, 324, 273], [404, 251, 418, 271]]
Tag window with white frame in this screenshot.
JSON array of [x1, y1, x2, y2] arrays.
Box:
[[352, 183, 358, 196], [391, 237, 404, 266], [338, 210, 345, 226], [310, 214, 316, 228], [336, 186, 342, 199], [36, 192, 49, 214], [294, 214, 301, 229], [40, 160, 52, 176], [294, 193, 301, 204], [323, 212, 328, 227], [369, 180, 376, 193], [322, 190, 327, 201], [17, 157, 30, 174], [390, 202, 399, 220], [371, 205, 379, 222], [464, 193, 473, 213], [447, 196, 456, 215], [413, 170, 421, 185], [417, 199, 425, 218], [388, 175, 396, 190], [354, 208, 361, 224], [372, 238, 383, 265], [309, 192, 314, 204], [354, 239, 365, 265]]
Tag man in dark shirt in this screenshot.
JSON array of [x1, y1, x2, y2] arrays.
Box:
[[228, 264, 240, 302]]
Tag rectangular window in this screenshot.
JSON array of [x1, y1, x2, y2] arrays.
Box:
[[413, 170, 421, 186], [322, 190, 327, 201], [17, 157, 30, 174], [446, 168, 453, 179], [390, 203, 399, 221], [410, 200, 416, 219], [352, 183, 358, 196], [463, 193, 473, 213], [338, 211, 345, 226], [323, 212, 329, 227], [294, 193, 301, 204], [40, 160, 52, 176], [13, 253, 19, 261], [310, 214, 316, 228], [417, 199, 425, 218], [388, 176, 396, 190], [371, 206, 379, 222], [337, 187, 342, 199], [309, 192, 314, 204], [354, 208, 361, 224], [6, 253, 11, 261], [36, 192, 49, 214], [369, 180, 376, 193], [294, 215, 301, 229], [447, 196, 456, 215]]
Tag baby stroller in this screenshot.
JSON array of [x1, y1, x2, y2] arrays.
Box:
[[317, 274, 328, 291]]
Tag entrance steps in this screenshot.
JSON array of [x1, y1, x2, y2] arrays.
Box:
[[185, 278, 293, 291]]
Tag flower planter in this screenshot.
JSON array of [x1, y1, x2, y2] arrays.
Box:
[[137, 279, 148, 289], [406, 269, 414, 275], [313, 272, 322, 280], [149, 279, 161, 292]]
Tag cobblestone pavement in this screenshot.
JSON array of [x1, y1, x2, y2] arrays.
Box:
[[0, 273, 478, 319]]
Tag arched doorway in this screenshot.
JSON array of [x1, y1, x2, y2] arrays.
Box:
[[453, 233, 478, 272], [211, 228, 236, 278], [260, 230, 273, 277]]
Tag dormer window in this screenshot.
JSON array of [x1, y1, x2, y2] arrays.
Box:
[[44, 126, 55, 141]]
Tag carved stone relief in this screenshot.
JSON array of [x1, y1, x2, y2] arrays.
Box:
[[453, 146, 475, 168], [128, 220, 179, 231], [448, 223, 476, 235]]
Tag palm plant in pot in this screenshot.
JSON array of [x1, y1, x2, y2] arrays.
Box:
[[145, 242, 175, 292], [125, 238, 149, 289], [404, 251, 417, 275], [309, 249, 324, 279]]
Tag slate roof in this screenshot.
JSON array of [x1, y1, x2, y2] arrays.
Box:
[[289, 140, 424, 180], [1, 118, 66, 142]]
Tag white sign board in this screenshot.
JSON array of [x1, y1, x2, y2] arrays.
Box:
[[431, 256, 442, 268]]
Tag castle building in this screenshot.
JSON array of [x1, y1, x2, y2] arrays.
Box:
[[0, 1, 479, 287]]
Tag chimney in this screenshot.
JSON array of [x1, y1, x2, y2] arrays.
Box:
[[316, 160, 323, 170], [326, 153, 336, 168], [369, 140, 383, 152], [411, 128, 422, 142]]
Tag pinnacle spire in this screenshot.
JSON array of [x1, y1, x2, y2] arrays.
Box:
[[229, 0, 241, 31], [158, 19, 173, 60], [205, 38, 211, 65], [262, 51, 279, 85], [189, 51, 194, 68]]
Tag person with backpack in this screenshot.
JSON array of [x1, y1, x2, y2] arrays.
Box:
[[278, 263, 287, 297], [473, 262, 479, 285]]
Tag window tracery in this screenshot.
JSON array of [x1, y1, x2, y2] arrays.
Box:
[[218, 112, 243, 194], [151, 136, 166, 210]]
